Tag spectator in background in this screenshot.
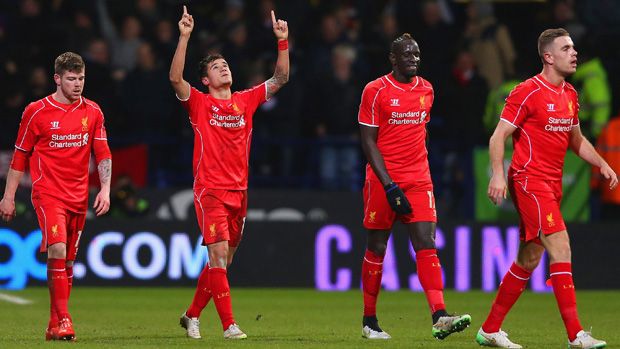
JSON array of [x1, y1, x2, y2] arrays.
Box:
[[416, 0, 457, 86], [26, 66, 51, 102], [439, 50, 488, 218], [314, 44, 362, 191], [593, 113, 620, 220], [109, 174, 149, 218], [570, 40, 611, 141], [152, 19, 177, 64], [121, 42, 176, 141], [97, 0, 143, 80], [463, 1, 516, 89]]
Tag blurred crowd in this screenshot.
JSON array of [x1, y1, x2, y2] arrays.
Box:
[[1, 0, 620, 219]]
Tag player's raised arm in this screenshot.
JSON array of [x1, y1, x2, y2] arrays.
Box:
[[170, 5, 194, 100], [265, 10, 289, 100]]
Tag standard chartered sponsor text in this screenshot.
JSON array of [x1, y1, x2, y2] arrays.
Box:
[[545, 117, 573, 132], [210, 113, 246, 128], [49, 133, 88, 148], [389, 110, 425, 125]]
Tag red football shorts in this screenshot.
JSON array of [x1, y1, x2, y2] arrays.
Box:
[[508, 176, 566, 242], [363, 179, 437, 230], [35, 204, 85, 261], [193, 189, 247, 247]]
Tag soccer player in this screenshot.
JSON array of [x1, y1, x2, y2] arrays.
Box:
[[0, 52, 112, 341], [357, 33, 471, 340], [476, 28, 617, 349], [169, 6, 289, 340]]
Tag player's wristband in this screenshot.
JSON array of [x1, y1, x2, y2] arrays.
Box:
[[278, 39, 288, 51]]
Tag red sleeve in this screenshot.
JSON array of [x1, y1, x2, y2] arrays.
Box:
[[9, 149, 29, 171], [178, 84, 205, 124], [499, 82, 538, 127], [93, 111, 111, 162], [358, 81, 383, 127], [236, 82, 267, 117], [14, 101, 44, 152], [572, 96, 580, 127]]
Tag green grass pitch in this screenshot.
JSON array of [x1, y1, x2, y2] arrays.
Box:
[[0, 288, 617, 348]]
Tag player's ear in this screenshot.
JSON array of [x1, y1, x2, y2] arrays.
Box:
[[388, 52, 396, 66], [53, 73, 61, 86], [543, 52, 553, 65], [201, 76, 210, 86]]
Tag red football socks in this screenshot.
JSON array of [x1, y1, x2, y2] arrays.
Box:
[[66, 264, 73, 299], [209, 267, 235, 330], [416, 249, 446, 313], [482, 262, 531, 333], [361, 249, 384, 317], [550, 262, 582, 341], [186, 264, 212, 318], [48, 258, 70, 320]]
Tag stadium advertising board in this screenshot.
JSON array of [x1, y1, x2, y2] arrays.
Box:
[[1, 220, 617, 291], [1, 190, 617, 290]]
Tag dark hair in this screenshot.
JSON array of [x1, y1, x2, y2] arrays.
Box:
[[538, 28, 570, 61], [390, 33, 415, 53], [54, 52, 85, 75], [199, 54, 225, 78]]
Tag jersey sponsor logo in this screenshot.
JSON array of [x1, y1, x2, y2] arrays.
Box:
[[390, 98, 400, 106], [389, 110, 426, 125], [50, 121, 60, 130], [547, 103, 555, 112], [49, 133, 90, 148], [209, 112, 246, 128], [81, 116, 89, 131], [546, 213, 556, 227], [545, 117, 572, 132]]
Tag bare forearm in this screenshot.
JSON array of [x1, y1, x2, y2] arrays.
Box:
[[2, 168, 24, 200], [362, 141, 392, 186], [572, 135, 606, 167], [170, 36, 189, 83], [489, 133, 506, 177], [266, 47, 289, 99], [97, 159, 112, 193]]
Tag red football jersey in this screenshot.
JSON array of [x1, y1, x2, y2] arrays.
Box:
[[180, 83, 267, 190], [500, 74, 579, 181], [358, 74, 433, 186], [14, 96, 110, 213]]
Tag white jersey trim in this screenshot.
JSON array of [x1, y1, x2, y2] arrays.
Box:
[[17, 101, 45, 149], [176, 81, 191, 102], [499, 118, 517, 128], [359, 121, 379, 128], [509, 88, 540, 125]]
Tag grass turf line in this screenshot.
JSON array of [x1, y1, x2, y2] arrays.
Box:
[[0, 288, 617, 348]]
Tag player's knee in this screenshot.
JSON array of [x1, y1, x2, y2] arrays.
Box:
[[367, 242, 387, 256], [47, 243, 67, 259]]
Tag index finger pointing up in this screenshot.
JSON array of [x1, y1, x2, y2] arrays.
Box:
[[183, 5, 188, 15], [271, 10, 277, 25]]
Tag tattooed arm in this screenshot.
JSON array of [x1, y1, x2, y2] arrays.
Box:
[[94, 158, 112, 216], [266, 10, 289, 99]]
